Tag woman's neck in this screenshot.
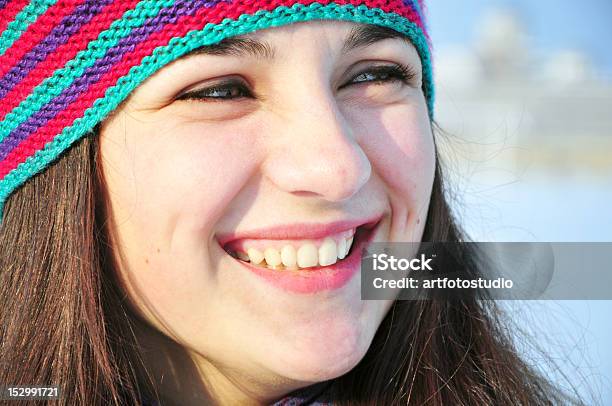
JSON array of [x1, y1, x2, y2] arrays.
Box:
[[131, 318, 308, 405]]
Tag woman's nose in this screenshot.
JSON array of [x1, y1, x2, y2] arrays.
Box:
[[262, 91, 372, 202]]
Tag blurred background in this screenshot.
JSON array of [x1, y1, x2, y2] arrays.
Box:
[[427, 0, 612, 404]]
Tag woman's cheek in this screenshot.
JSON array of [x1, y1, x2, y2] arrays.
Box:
[[354, 103, 434, 240], [103, 116, 264, 303], [360, 104, 435, 199], [133, 119, 264, 232]]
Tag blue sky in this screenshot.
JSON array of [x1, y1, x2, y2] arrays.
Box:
[[427, 0, 612, 75]]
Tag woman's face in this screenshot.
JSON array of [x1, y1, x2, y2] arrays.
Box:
[[100, 20, 435, 401]]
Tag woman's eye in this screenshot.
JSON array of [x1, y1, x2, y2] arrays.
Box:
[[345, 63, 416, 88], [175, 63, 416, 103], [176, 81, 252, 102]]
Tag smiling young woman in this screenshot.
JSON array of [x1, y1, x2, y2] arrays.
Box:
[[0, 1, 579, 405]]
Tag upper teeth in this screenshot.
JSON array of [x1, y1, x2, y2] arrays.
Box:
[[231, 233, 355, 270]]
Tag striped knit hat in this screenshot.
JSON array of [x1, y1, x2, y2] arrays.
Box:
[[0, 0, 433, 221]]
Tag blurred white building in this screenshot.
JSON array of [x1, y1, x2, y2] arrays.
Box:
[[433, 7, 612, 176]]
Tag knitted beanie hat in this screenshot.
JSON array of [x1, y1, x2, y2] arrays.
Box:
[[0, 0, 433, 220]]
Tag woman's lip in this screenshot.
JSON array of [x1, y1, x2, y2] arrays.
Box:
[[216, 216, 381, 246], [226, 219, 381, 294]]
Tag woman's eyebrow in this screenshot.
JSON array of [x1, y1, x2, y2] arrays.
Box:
[[186, 24, 410, 60]]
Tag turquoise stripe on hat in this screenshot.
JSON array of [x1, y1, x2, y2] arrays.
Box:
[[0, 0, 176, 143], [0, 0, 59, 55]]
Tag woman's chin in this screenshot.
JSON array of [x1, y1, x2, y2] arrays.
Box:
[[264, 319, 375, 382]]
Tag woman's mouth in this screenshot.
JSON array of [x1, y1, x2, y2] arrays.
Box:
[[224, 228, 356, 270], [217, 218, 381, 294]]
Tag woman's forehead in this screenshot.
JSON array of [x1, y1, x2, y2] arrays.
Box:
[[181, 21, 421, 63], [246, 19, 357, 39], [123, 21, 423, 109]]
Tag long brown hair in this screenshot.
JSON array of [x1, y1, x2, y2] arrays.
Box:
[[0, 123, 582, 405]]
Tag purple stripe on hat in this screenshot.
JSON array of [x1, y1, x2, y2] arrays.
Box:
[[0, 0, 223, 161], [0, 0, 9, 10], [0, 0, 113, 99]]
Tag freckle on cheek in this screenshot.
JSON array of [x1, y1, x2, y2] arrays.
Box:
[[145, 258, 149, 264], [157, 248, 160, 253]]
